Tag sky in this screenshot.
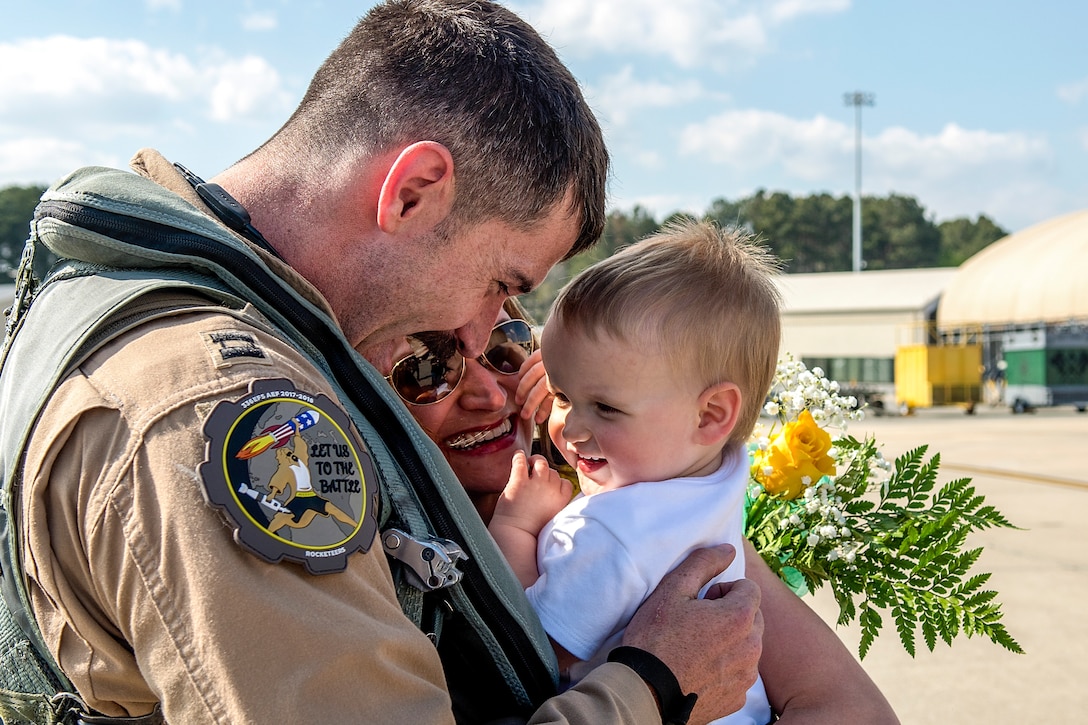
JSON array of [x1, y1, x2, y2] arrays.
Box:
[[2, 0, 1086, 234]]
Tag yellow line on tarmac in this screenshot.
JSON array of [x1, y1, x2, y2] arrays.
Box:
[[943, 462, 1088, 491]]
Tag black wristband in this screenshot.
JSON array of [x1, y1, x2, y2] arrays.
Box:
[[607, 646, 698, 725]]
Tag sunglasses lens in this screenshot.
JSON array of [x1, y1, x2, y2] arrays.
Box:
[[389, 320, 534, 405], [484, 320, 535, 374], [390, 351, 465, 405]]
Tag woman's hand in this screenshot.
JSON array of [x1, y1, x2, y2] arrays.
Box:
[[515, 349, 552, 425]]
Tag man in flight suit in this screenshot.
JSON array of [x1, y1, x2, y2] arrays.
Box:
[[1, 1, 763, 723]]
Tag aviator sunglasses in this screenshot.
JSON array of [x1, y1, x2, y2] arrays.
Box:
[[387, 319, 536, 406]]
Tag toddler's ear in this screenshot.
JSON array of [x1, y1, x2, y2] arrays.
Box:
[[694, 382, 741, 446]]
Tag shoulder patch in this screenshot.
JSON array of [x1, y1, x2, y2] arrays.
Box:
[[201, 329, 273, 368], [199, 378, 379, 574]]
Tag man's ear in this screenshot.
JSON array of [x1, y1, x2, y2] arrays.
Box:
[[694, 382, 742, 446], [376, 141, 455, 233]]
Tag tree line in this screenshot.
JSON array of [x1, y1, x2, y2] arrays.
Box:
[[0, 184, 1007, 322], [0, 185, 52, 281], [519, 190, 1007, 321]]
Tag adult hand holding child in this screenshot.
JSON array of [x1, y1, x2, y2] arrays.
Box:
[[623, 544, 765, 725]]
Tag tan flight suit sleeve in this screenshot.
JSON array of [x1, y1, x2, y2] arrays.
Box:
[[529, 664, 659, 724], [19, 306, 663, 725], [22, 309, 453, 724]]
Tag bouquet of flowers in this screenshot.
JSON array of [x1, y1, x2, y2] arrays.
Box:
[[746, 354, 1023, 659]]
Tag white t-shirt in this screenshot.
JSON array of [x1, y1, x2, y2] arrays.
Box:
[[525, 445, 772, 725]]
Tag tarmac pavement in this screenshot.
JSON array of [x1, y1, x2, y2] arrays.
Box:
[[799, 403, 1088, 723]]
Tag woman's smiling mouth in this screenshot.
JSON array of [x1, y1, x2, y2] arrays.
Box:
[[446, 417, 514, 451]]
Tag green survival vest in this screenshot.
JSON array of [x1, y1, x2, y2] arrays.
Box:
[[0, 166, 558, 724]]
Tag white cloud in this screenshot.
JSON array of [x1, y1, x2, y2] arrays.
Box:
[[681, 110, 1048, 180], [0, 135, 123, 186], [0, 36, 198, 102], [1057, 78, 1088, 104], [0, 35, 292, 183], [625, 193, 699, 217], [207, 55, 291, 121], [0, 36, 289, 123], [513, 0, 848, 70], [869, 123, 1049, 179], [146, 0, 182, 10], [677, 109, 1055, 227], [589, 66, 708, 125], [679, 109, 847, 179], [770, 0, 851, 23], [241, 11, 278, 32]]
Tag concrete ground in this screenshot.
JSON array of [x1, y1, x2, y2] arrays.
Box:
[[798, 403, 1088, 723]]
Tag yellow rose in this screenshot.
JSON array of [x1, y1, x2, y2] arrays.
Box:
[[751, 409, 837, 499]]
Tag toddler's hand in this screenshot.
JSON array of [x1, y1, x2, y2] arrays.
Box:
[[492, 450, 572, 535]]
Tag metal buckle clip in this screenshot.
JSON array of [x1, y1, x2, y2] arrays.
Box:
[[381, 528, 468, 591]]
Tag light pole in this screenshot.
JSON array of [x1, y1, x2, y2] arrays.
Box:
[[844, 91, 874, 273]]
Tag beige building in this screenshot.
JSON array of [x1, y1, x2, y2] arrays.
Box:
[[775, 208, 1088, 412], [938, 209, 1088, 411], [775, 268, 957, 408]]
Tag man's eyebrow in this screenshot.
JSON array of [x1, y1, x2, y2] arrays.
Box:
[[510, 271, 534, 295]]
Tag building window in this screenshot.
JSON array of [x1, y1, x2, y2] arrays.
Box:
[[802, 357, 894, 385]]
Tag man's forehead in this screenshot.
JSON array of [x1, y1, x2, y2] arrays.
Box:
[[517, 221, 580, 288]]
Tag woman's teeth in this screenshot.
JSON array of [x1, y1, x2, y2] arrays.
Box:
[[447, 418, 513, 450]]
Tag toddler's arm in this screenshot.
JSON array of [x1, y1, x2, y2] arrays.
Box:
[[489, 450, 572, 588]]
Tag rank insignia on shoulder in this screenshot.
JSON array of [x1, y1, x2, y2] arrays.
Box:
[[200, 378, 378, 574]]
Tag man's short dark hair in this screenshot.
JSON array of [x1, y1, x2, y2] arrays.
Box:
[[267, 0, 608, 257]]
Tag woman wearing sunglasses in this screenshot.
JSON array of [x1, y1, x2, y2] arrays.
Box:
[[387, 298, 556, 522]]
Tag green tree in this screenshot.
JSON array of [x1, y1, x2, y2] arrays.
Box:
[[519, 191, 1006, 321], [594, 205, 659, 265], [860, 194, 941, 270], [937, 215, 1007, 266], [711, 190, 853, 273], [704, 197, 747, 233], [0, 185, 47, 279], [776, 192, 851, 273]]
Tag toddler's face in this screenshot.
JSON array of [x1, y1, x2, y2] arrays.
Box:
[[541, 321, 723, 495]]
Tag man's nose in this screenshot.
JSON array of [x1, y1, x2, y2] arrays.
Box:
[[454, 297, 507, 358]]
